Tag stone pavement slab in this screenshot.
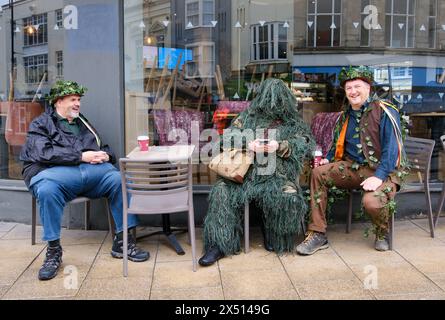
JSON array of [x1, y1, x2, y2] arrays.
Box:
[[152, 261, 220, 291], [221, 268, 300, 300], [75, 277, 151, 300], [294, 278, 375, 300], [281, 248, 357, 285], [150, 286, 224, 300]]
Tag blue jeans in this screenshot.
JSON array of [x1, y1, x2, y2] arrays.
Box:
[[29, 163, 139, 242]]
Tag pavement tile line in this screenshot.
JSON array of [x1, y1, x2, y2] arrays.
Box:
[[409, 219, 445, 245], [147, 239, 160, 300], [277, 255, 303, 300], [2, 223, 19, 239], [391, 239, 445, 293], [333, 220, 445, 297], [328, 242, 378, 300], [1, 243, 47, 299], [216, 259, 226, 301], [74, 231, 113, 297]]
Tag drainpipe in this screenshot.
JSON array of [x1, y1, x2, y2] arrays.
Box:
[[10, 0, 14, 79]]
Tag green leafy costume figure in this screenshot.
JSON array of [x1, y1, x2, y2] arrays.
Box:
[[199, 79, 315, 266]]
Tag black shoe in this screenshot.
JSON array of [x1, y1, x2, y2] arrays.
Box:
[[38, 246, 63, 281], [264, 241, 274, 252], [199, 247, 224, 266], [260, 219, 274, 252], [111, 233, 150, 262]]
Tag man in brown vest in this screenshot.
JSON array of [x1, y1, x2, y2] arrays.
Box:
[[297, 66, 404, 255]]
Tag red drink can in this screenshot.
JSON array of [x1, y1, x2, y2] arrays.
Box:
[[312, 146, 323, 168]]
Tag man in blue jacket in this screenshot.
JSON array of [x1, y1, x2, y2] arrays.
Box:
[[20, 81, 149, 281]]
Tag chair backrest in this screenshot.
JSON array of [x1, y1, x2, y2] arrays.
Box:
[[404, 136, 435, 182], [119, 159, 192, 215]]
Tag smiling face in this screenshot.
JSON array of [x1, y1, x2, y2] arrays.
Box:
[[55, 95, 81, 122], [344, 79, 371, 110]]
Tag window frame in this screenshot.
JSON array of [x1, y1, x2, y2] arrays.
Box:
[[428, 0, 437, 49], [250, 22, 288, 62], [307, 0, 342, 48], [23, 54, 48, 84], [185, 0, 215, 29], [23, 13, 48, 47], [55, 9, 64, 28], [56, 51, 63, 79], [185, 42, 215, 79], [385, 0, 416, 48]]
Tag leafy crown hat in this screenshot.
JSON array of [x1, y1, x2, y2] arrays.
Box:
[[48, 80, 88, 105], [339, 66, 374, 88]]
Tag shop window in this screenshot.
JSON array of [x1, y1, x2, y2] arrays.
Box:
[[24, 54, 48, 84], [307, 0, 342, 47], [385, 0, 415, 48], [185, 0, 215, 28], [23, 13, 48, 47], [251, 23, 288, 61]]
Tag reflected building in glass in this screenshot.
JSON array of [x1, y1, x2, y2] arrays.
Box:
[[2, 0, 445, 224]]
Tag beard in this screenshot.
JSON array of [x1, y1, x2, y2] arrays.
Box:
[[69, 111, 80, 119]]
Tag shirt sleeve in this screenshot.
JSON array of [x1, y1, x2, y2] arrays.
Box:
[[375, 109, 401, 181], [326, 148, 334, 162]]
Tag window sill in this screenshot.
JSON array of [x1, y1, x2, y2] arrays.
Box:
[[0, 179, 28, 192]]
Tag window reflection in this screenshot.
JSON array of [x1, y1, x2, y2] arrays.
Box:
[[1, 0, 445, 185]]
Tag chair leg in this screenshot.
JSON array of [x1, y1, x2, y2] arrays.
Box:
[[244, 201, 249, 254], [188, 206, 197, 272], [425, 183, 435, 238], [389, 211, 394, 251], [300, 215, 307, 235], [67, 204, 72, 230], [346, 191, 353, 234], [105, 200, 116, 239], [123, 210, 128, 277], [84, 200, 91, 231], [434, 185, 445, 228], [32, 197, 37, 246], [187, 212, 191, 246]]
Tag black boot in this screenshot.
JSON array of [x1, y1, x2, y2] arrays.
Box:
[[260, 219, 274, 252], [198, 247, 224, 266], [38, 245, 63, 281], [111, 232, 150, 262]]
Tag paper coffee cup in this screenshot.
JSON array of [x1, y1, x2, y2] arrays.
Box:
[[137, 136, 149, 152]]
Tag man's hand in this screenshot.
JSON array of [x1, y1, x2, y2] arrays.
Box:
[[361, 176, 383, 192], [319, 159, 330, 166], [82, 151, 109, 164]]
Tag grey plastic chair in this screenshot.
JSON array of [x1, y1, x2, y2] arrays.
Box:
[[119, 158, 197, 276], [32, 196, 116, 245], [346, 136, 436, 249]]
